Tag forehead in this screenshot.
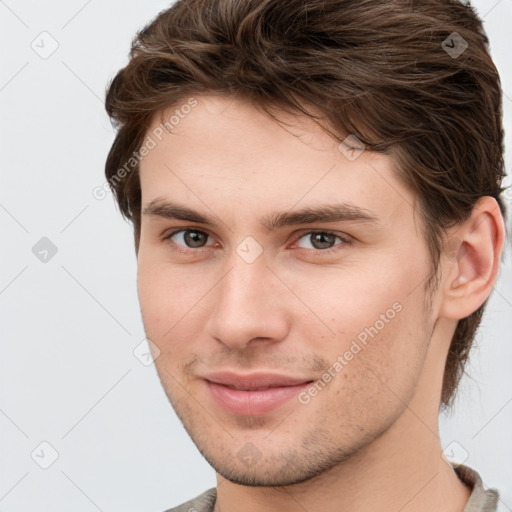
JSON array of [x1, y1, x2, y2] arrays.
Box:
[[139, 95, 418, 232]]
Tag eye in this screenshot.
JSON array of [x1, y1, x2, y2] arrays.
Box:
[[293, 231, 351, 254], [163, 228, 213, 253]]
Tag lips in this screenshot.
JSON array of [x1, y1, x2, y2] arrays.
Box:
[[203, 371, 314, 390], [202, 371, 315, 416]]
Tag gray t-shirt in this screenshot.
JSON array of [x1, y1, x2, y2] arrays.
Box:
[[164, 463, 499, 512]]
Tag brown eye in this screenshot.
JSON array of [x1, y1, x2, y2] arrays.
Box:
[[295, 231, 347, 251], [166, 229, 210, 248]]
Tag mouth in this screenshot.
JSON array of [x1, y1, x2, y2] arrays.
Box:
[[216, 384, 295, 391], [202, 372, 315, 416]]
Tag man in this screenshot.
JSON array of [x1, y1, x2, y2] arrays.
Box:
[[104, 0, 508, 510]]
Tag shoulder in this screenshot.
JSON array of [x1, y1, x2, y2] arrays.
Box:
[[161, 487, 217, 512], [454, 463, 500, 512]]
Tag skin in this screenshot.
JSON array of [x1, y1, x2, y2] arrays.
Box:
[[136, 94, 505, 512]]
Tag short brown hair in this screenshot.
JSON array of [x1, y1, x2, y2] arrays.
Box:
[[104, 0, 509, 411]]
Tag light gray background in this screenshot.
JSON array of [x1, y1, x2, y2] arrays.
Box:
[[0, 1, 511, 510]]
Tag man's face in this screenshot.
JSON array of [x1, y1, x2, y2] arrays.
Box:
[[137, 95, 442, 486]]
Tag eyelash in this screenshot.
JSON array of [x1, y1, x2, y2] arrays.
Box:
[[161, 228, 352, 257]]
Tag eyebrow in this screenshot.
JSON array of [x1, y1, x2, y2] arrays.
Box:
[[142, 198, 381, 231]]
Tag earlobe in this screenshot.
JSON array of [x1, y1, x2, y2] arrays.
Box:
[[439, 196, 505, 320]]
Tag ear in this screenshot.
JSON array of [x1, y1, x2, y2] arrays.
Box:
[[438, 196, 505, 320]]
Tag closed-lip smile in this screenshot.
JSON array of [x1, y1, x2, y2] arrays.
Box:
[[203, 370, 314, 390], [202, 370, 315, 416]]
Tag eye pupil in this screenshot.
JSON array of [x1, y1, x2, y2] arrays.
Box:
[[184, 230, 207, 247], [311, 232, 335, 249]]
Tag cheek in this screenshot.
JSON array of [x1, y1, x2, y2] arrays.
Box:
[[137, 257, 220, 375], [137, 256, 194, 340], [285, 256, 416, 337], [312, 300, 427, 435], [294, 258, 428, 388]]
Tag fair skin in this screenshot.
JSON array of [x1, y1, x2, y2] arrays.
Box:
[[136, 94, 504, 512]]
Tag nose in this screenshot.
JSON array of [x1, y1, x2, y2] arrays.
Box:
[[205, 252, 291, 351]]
